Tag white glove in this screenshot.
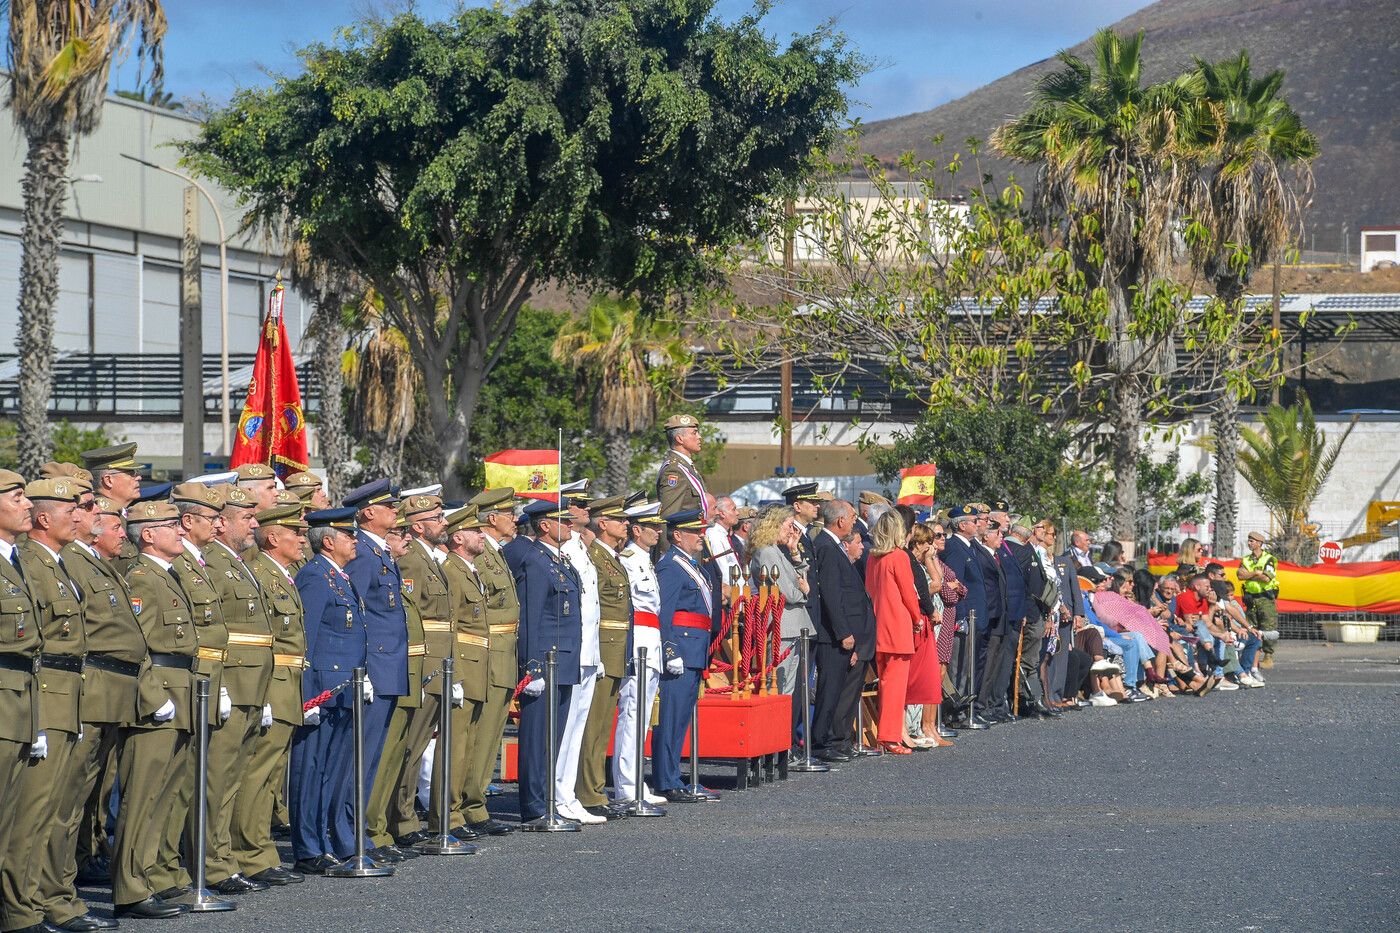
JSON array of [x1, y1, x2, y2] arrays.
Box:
[[666, 657, 684, 675], [153, 699, 177, 723], [260, 704, 273, 728], [303, 705, 321, 726], [522, 676, 545, 698], [451, 682, 464, 708], [30, 730, 48, 759], [218, 686, 231, 722]]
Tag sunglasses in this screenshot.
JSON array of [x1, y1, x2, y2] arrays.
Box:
[[932, 532, 946, 539]]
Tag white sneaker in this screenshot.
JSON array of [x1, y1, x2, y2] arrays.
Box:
[[1089, 691, 1118, 707], [1241, 673, 1266, 688], [644, 791, 667, 805], [558, 801, 605, 824], [1216, 678, 1240, 691], [1249, 668, 1267, 686]]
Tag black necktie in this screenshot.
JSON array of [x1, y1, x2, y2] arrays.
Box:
[[57, 557, 83, 601], [9, 550, 23, 581]]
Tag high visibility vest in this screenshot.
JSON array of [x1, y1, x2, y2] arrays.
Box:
[[1240, 551, 1279, 595]]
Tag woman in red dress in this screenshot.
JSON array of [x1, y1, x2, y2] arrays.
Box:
[[902, 522, 948, 748], [865, 511, 926, 754]]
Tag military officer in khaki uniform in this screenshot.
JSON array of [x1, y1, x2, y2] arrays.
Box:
[[0, 472, 41, 923], [386, 495, 455, 849], [464, 487, 521, 837], [63, 494, 148, 913], [439, 506, 492, 835], [114, 501, 196, 919], [364, 513, 428, 862], [1, 480, 89, 932], [234, 463, 279, 511], [148, 483, 232, 900], [203, 486, 278, 893], [576, 496, 634, 819], [80, 443, 144, 576], [283, 472, 328, 575], [656, 413, 711, 521], [242, 504, 309, 885]]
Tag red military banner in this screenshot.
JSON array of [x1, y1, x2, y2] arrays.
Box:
[[230, 282, 309, 474]]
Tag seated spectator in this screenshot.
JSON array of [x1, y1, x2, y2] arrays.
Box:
[[1175, 572, 1244, 693], [1175, 537, 1203, 578], [1101, 570, 1176, 696], [1204, 563, 1266, 687], [1078, 566, 1151, 702]]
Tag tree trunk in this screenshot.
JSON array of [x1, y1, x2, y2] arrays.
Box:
[[1212, 385, 1240, 558], [1110, 374, 1142, 547], [602, 428, 631, 496], [435, 358, 482, 500], [314, 310, 352, 499], [15, 132, 70, 476]]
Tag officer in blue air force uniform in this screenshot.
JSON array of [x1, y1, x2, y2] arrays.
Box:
[[291, 508, 367, 873], [340, 478, 409, 851], [510, 499, 582, 823], [654, 509, 722, 801]]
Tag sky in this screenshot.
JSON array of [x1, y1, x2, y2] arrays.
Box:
[[109, 0, 1153, 122]]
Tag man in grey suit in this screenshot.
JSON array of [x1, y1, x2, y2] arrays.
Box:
[[1045, 522, 1086, 704]]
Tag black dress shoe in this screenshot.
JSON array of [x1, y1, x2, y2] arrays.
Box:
[[210, 873, 269, 894], [449, 825, 480, 841], [153, 886, 190, 901], [10, 923, 60, 933], [271, 822, 291, 839], [390, 843, 420, 859], [467, 818, 516, 836], [293, 858, 327, 875], [817, 750, 852, 763], [366, 846, 405, 864], [660, 789, 695, 803], [115, 896, 188, 919], [52, 913, 118, 931], [395, 829, 431, 847], [75, 857, 111, 886], [583, 805, 617, 820], [250, 866, 304, 885]]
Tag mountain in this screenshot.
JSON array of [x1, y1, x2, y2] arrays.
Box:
[[857, 0, 1399, 252]]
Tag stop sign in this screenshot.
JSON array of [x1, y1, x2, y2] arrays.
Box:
[[1318, 541, 1343, 564]]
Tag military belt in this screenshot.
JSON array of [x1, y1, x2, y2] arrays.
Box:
[[421, 619, 452, 633], [407, 643, 428, 657], [85, 652, 141, 678], [195, 646, 227, 663], [488, 623, 518, 635], [226, 632, 275, 648], [599, 619, 630, 631], [456, 633, 488, 649], [634, 610, 660, 629], [40, 653, 85, 673], [0, 653, 40, 675], [674, 610, 711, 630], [273, 653, 308, 669], [149, 652, 194, 671]]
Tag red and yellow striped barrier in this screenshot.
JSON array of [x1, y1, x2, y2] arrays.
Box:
[[1146, 552, 1400, 613]]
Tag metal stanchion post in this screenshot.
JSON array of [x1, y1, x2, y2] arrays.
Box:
[[683, 682, 719, 801], [522, 649, 580, 832], [173, 677, 234, 912], [327, 668, 395, 876], [788, 629, 829, 772], [963, 610, 987, 730], [416, 654, 475, 854], [626, 649, 665, 817]]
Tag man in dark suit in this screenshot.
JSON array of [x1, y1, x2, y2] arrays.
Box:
[[940, 506, 986, 729], [1049, 526, 1087, 704], [1004, 521, 1058, 718], [808, 499, 875, 762], [782, 483, 824, 749], [974, 520, 1011, 722]]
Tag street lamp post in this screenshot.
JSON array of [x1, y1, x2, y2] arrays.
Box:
[[121, 153, 231, 459]]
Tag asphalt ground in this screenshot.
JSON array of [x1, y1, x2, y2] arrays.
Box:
[[79, 643, 1400, 932]]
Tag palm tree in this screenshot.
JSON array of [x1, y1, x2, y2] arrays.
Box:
[[288, 240, 357, 499], [1236, 393, 1353, 564], [551, 296, 691, 495], [6, 0, 167, 475], [1183, 50, 1317, 557], [992, 29, 1198, 543]]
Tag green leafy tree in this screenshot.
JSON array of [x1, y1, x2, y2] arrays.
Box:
[[1108, 448, 1212, 548], [6, 0, 166, 475], [183, 1, 859, 495], [0, 419, 119, 470], [1236, 393, 1354, 564], [864, 404, 1101, 531], [1181, 50, 1318, 556], [551, 296, 691, 495]]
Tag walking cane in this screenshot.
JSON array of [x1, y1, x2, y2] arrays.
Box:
[[626, 649, 665, 817], [788, 628, 829, 772], [522, 650, 580, 832], [1012, 622, 1026, 718], [172, 677, 235, 911], [327, 668, 395, 876], [416, 654, 475, 854]]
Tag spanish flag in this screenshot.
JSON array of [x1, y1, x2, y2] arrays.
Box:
[[1146, 550, 1400, 613], [483, 450, 560, 501], [896, 464, 937, 506]]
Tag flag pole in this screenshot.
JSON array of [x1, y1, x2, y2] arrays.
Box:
[[264, 278, 283, 470]]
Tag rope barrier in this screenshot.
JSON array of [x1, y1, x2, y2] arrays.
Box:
[[302, 677, 353, 713]]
